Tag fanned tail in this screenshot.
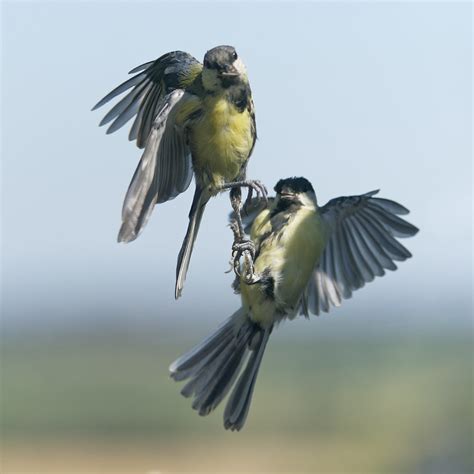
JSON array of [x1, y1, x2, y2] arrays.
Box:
[[169, 309, 272, 431]]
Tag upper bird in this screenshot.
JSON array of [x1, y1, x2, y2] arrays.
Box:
[[169, 177, 419, 431], [92, 46, 261, 298]]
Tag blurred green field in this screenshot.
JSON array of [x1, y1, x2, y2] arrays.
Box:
[[1, 330, 472, 473]]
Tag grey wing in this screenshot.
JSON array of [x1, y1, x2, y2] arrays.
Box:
[[117, 90, 195, 243], [92, 51, 202, 148], [301, 190, 419, 316]]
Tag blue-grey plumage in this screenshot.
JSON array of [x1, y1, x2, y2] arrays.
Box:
[[169, 177, 418, 430], [92, 46, 257, 298]]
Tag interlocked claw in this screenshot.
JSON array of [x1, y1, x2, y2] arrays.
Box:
[[223, 179, 268, 284], [232, 239, 255, 261], [229, 221, 260, 285], [232, 238, 255, 280]]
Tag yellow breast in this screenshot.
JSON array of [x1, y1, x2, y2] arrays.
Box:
[[241, 208, 326, 327], [191, 96, 254, 190], [275, 209, 325, 306]]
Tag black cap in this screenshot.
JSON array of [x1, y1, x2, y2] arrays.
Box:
[[274, 177, 314, 195]]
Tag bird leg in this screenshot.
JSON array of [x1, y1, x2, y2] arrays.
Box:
[[229, 220, 261, 285], [218, 179, 268, 212], [229, 187, 260, 285]]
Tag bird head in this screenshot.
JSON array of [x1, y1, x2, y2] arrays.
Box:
[[202, 45, 248, 91], [274, 177, 317, 208]]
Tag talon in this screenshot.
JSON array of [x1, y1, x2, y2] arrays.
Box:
[[248, 180, 268, 206], [225, 259, 234, 274], [243, 272, 261, 285], [231, 238, 261, 284], [241, 252, 261, 285], [232, 240, 255, 260], [227, 190, 263, 282], [255, 180, 268, 205], [243, 187, 253, 214], [233, 253, 242, 277], [231, 238, 256, 281]]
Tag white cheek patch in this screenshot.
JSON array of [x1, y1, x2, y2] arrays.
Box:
[[300, 192, 318, 208], [202, 68, 220, 91], [234, 57, 247, 76]]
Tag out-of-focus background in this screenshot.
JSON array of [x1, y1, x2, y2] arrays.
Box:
[[1, 2, 472, 473]]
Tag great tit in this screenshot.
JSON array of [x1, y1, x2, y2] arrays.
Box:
[[169, 177, 418, 431], [93, 45, 262, 298]]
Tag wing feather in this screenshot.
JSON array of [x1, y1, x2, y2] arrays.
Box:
[[369, 197, 410, 216], [338, 221, 364, 290], [354, 215, 397, 271], [106, 82, 154, 135], [331, 225, 353, 298], [359, 209, 411, 260], [301, 191, 418, 315], [98, 80, 147, 127], [323, 238, 343, 306], [92, 73, 147, 110], [366, 202, 418, 237], [117, 90, 195, 243], [348, 215, 386, 277], [93, 51, 202, 148], [128, 60, 155, 74]]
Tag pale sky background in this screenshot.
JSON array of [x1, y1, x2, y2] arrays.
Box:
[[2, 2, 472, 335]]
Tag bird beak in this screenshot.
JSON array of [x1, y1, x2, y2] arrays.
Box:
[[220, 66, 239, 78]]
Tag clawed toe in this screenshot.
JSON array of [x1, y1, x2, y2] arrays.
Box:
[[232, 239, 255, 258], [244, 180, 268, 210], [227, 181, 266, 284], [231, 239, 260, 285]]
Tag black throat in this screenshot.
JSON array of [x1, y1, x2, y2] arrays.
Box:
[[226, 84, 251, 112]]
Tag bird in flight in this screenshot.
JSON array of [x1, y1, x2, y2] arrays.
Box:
[[169, 177, 418, 430], [93, 45, 265, 298]]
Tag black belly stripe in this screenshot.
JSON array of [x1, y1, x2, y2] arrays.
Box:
[[260, 267, 275, 300]]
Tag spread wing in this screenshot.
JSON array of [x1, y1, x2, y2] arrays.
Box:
[[117, 90, 199, 243], [300, 190, 419, 316], [92, 51, 202, 148]]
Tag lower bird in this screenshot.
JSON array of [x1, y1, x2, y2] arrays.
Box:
[[169, 177, 418, 431]]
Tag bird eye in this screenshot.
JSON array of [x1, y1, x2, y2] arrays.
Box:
[[232, 51, 238, 60]]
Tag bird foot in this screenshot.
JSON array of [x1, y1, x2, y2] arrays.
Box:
[[242, 180, 268, 212], [220, 179, 269, 211], [229, 221, 260, 285]]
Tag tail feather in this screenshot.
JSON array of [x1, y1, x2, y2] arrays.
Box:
[[174, 339, 228, 385], [192, 334, 250, 416], [224, 329, 271, 431], [181, 336, 236, 397], [169, 309, 272, 430], [175, 186, 209, 299], [170, 317, 234, 377], [170, 311, 239, 387]]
